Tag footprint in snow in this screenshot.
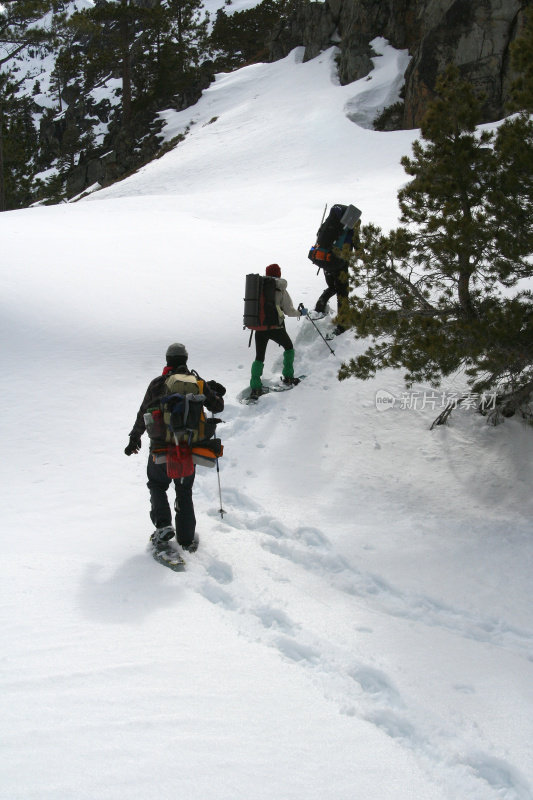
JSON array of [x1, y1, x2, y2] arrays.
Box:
[[461, 753, 533, 800], [349, 665, 403, 708], [204, 556, 233, 585], [274, 634, 321, 665], [253, 604, 299, 634], [197, 579, 236, 610]]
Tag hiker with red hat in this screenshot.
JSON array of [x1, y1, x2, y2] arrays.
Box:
[[249, 264, 307, 400]]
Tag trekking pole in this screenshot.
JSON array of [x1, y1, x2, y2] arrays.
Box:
[[216, 455, 225, 518], [211, 412, 225, 518], [299, 303, 335, 356]]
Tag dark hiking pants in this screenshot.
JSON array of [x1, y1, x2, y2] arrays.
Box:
[[254, 327, 294, 361], [147, 458, 196, 547], [315, 270, 348, 313]]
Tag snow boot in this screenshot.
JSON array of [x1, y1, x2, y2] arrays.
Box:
[[182, 533, 199, 553], [314, 294, 329, 314], [281, 375, 300, 386], [150, 525, 175, 550]]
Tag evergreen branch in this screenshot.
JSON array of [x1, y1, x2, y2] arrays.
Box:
[[383, 263, 437, 314]]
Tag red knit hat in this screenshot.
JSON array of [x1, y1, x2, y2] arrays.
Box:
[[266, 263, 281, 277]]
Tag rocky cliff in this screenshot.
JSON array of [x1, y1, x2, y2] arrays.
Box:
[[269, 0, 530, 127]]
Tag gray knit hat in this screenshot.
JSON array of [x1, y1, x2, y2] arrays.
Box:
[[166, 342, 188, 360]]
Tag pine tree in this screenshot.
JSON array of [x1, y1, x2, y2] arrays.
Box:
[[138, 0, 210, 101], [340, 66, 533, 419], [0, 0, 56, 209], [68, 0, 147, 130], [210, 0, 284, 70], [0, 75, 39, 209], [66, 0, 211, 127]]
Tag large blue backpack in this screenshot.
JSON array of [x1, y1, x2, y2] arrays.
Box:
[[308, 203, 361, 272]]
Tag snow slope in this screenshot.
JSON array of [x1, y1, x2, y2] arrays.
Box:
[[1, 43, 533, 800]]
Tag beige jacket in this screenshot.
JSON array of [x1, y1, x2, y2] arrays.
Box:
[[275, 278, 300, 325]]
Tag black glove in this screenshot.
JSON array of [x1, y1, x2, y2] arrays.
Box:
[[207, 380, 226, 397], [124, 436, 141, 456]]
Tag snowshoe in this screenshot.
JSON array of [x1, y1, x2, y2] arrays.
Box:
[[149, 533, 186, 571], [280, 376, 301, 386], [269, 375, 306, 392], [150, 525, 175, 550], [239, 385, 270, 405]]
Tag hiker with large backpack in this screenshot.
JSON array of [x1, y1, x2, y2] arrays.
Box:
[[124, 342, 225, 557], [245, 263, 307, 400], [308, 203, 361, 333]]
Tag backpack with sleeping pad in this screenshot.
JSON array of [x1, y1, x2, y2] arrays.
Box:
[[144, 371, 223, 478], [243, 273, 281, 346], [243, 273, 280, 330], [308, 203, 361, 273]]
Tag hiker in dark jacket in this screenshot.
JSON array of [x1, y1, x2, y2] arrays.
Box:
[[314, 219, 360, 333], [249, 263, 307, 399], [125, 342, 225, 554]]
